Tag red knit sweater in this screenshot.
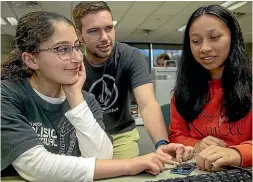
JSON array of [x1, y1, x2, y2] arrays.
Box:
[[169, 79, 252, 167]]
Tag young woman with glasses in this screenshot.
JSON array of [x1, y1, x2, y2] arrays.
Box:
[[1, 11, 172, 181]]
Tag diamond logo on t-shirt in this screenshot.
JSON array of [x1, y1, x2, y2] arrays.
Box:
[[89, 74, 119, 111]]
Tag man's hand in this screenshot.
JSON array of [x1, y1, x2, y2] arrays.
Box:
[[196, 145, 242, 171], [194, 136, 227, 153], [155, 143, 194, 164]]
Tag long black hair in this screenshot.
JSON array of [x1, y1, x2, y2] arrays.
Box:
[[174, 5, 252, 123], [1, 11, 75, 80]]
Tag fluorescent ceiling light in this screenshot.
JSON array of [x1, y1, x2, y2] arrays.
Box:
[[175, 1, 244, 33], [228, 1, 248, 11], [6, 17, 18, 25], [177, 25, 186, 32], [113, 20, 117, 26], [220, 1, 237, 8], [1, 17, 7, 25]]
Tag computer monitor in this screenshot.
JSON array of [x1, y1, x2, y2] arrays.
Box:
[[151, 66, 177, 106]]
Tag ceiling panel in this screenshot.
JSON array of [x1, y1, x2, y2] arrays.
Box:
[[154, 1, 192, 15], [1, 1, 251, 44], [116, 13, 150, 29], [1, 2, 15, 17], [13, 7, 42, 18], [139, 14, 172, 30], [107, 1, 133, 12], [70, 1, 133, 20], [243, 32, 252, 43], [127, 1, 164, 14], [10, 1, 42, 18], [115, 29, 133, 41], [1, 27, 7, 35], [161, 31, 185, 44], [124, 28, 151, 41], [2, 25, 17, 36], [1, 1, 10, 7], [112, 12, 126, 25], [238, 15, 252, 34], [71, 0, 79, 13], [234, 1, 252, 14], [41, 1, 72, 19], [157, 1, 224, 41]]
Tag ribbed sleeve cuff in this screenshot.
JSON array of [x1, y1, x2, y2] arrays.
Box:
[[230, 144, 252, 167], [65, 101, 87, 118], [83, 157, 96, 182]]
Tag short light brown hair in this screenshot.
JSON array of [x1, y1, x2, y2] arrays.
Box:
[[72, 1, 112, 32], [157, 53, 170, 61]]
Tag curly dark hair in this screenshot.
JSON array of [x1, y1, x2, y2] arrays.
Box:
[[72, 1, 112, 32], [174, 5, 252, 123], [1, 11, 75, 80]]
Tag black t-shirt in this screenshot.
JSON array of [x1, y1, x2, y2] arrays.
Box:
[[1, 79, 104, 174], [83, 41, 152, 134]]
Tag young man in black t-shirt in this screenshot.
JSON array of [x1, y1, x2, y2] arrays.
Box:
[[72, 1, 194, 160]]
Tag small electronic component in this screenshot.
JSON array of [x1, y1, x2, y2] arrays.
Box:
[[170, 162, 196, 175]]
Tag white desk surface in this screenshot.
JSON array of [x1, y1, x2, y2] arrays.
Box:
[[96, 156, 208, 182], [2, 156, 209, 182]]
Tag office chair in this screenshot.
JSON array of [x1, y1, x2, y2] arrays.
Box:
[[161, 104, 171, 129]]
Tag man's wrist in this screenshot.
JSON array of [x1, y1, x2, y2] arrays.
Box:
[[155, 140, 169, 150]]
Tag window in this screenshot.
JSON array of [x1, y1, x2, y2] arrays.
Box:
[[123, 42, 151, 73]]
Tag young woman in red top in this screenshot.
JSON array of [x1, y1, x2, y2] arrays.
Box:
[[169, 5, 252, 171]]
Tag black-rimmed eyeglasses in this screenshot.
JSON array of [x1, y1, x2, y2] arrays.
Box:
[[33, 44, 83, 61]]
